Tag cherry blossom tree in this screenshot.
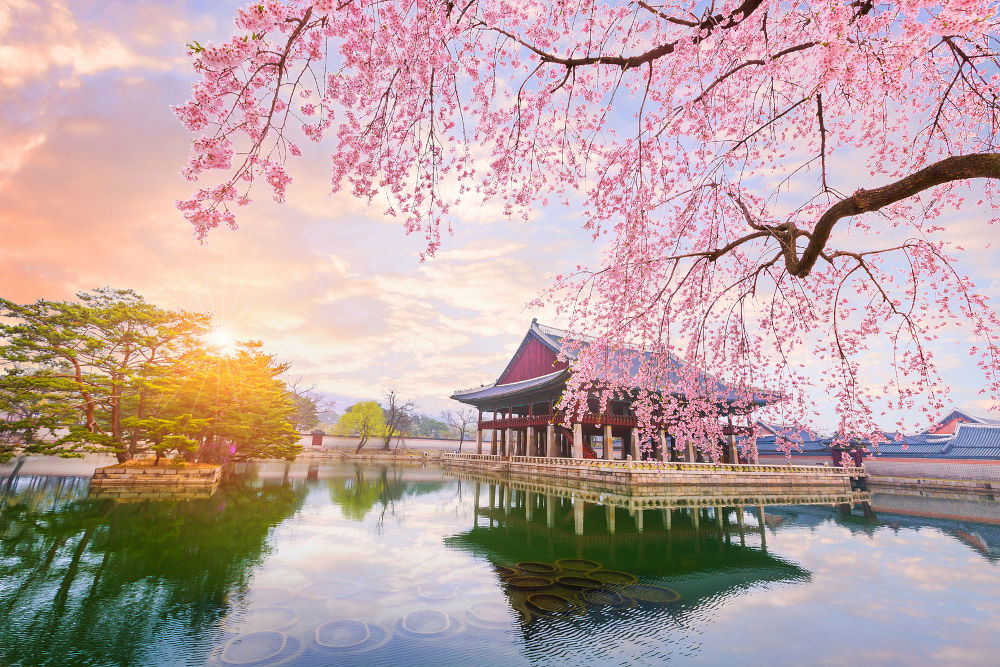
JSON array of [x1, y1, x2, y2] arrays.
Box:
[[175, 1, 1000, 457]]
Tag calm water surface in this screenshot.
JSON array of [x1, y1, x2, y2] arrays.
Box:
[[2, 458, 1000, 666]]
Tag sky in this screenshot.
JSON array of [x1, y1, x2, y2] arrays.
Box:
[[1, 0, 998, 429]]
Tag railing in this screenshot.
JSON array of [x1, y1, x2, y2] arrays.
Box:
[[478, 416, 551, 429], [442, 453, 864, 477], [443, 452, 504, 462], [477, 412, 639, 430]]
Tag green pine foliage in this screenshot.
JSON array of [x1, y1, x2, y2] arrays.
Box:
[[0, 289, 303, 463]]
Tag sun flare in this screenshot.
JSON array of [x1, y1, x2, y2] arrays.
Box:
[[203, 326, 238, 356]]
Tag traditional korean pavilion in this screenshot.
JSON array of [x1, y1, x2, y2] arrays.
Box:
[[451, 320, 774, 463]]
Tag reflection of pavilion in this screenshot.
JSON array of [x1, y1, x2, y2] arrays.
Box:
[[444, 475, 840, 628]]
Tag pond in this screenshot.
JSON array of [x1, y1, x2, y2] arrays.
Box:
[[2, 458, 1000, 665]]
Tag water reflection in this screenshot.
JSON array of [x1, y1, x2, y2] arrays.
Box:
[[444, 477, 818, 644], [328, 465, 446, 522], [2, 460, 1000, 665], [0, 467, 307, 666]]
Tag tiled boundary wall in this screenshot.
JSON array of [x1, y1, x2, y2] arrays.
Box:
[[91, 464, 222, 487], [442, 454, 862, 493], [865, 459, 1000, 494]]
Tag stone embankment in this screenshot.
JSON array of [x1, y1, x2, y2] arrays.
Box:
[[296, 449, 446, 463], [442, 453, 865, 494], [91, 461, 222, 491]]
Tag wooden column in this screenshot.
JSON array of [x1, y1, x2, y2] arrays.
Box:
[[505, 428, 513, 457], [546, 424, 557, 457], [631, 428, 640, 460], [526, 426, 536, 456], [572, 423, 584, 459], [603, 423, 614, 460], [491, 428, 498, 455], [476, 428, 483, 454], [685, 439, 696, 462], [658, 430, 669, 462]]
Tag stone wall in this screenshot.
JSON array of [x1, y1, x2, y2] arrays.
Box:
[[91, 463, 222, 487], [442, 455, 858, 494]]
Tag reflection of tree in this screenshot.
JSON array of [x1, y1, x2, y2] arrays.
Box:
[[0, 472, 307, 666], [327, 465, 445, 523]]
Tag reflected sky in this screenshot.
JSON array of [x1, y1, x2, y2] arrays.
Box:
[[2, 459, 1000, 665]]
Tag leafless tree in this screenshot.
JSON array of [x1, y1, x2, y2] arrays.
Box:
[[442, 407, 478, 453], [381, 388, 415, 451]]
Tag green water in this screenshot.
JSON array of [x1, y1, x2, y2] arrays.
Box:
[[2, 459, 1000, 665]]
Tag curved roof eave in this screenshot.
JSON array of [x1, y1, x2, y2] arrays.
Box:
[[450, 368, 570, 404]]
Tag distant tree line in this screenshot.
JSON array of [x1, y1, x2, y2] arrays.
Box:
[[0, 288, 309, 464], [333, 390, 477, 452]]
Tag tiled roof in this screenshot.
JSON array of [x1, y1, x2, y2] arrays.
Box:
[[756, 436, 829, 454], [450, 369, 569, 401], [453, 320, 779, 407], [942, 424, 1000, 459]]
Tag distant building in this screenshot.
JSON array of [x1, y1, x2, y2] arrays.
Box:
[[755, 409, 1000, 468]]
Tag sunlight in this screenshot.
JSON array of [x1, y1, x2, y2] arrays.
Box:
[[203, 326, 238, 356]]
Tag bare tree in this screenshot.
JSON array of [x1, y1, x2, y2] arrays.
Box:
[[381, 389, 415, 451], [442, 408, 478, 453]]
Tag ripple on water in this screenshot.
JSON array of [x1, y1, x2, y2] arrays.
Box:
[[526, 592, 578, 616], [227, 606, 299, 633], [622, 583, 681, 603], [581, 587, 635, 609], [586, 569, 639, 586], [555, 558, 601, 571], [516, 561, 559, 575], [466, 600, 513, 627], [314, 619, 392, 654], [366, 575, 416, 594], [249, 586, 296, 606], [506, 575, 553, 591], [398, 609, 465, 639], [417, 580, 457, 600], [297, 579, 360, 600], [215, 631, 304, 666], [555, 575, 602, 590]]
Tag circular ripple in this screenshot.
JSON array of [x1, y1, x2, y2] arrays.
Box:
[[401, 609, 451, 636], [228, 606, 299, 633], [526, 592, 575, 615], [298, 579, 360, 600], [216, 631, 304, 666], [505, 575, 553, 591], [250, 586, 296, 606], [463, 581, 498, 596], [466, 600, 511, 626], [581, 587, 634, 608], [587, 569, 639, 586], [315, 620, 370, 648], [622, 583, 681, 603], [556, 575, 601, 590], [418, 581, 457, 600], [367, 575, 416, 594], [314, 620, 392, 655], [555, 558, 601, 571], [516, 561, 558, 575]]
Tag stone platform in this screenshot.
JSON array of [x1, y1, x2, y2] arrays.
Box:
[[91, 461, 222, 489], [442, 453, 865, 495]]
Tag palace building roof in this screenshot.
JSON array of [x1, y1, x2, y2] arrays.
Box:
[[451, 319, 776, 408]]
